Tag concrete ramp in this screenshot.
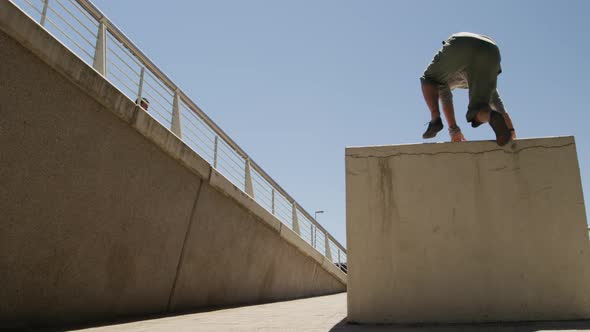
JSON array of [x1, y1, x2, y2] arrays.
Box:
[[346, 137, 590, 324], [0, 1, 345, 328]]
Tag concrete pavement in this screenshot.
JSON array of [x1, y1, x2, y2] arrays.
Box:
[[69, 293, 590, 332]]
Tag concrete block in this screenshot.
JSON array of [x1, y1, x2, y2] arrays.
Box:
[[346, 137, 590, 324]]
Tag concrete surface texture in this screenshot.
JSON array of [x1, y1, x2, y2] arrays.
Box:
[[0, 1, 344, 329], [63, 293, 590, 332], [346, 137, 590, 324]]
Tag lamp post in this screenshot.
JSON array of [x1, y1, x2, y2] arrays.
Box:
[[313, 210, 324, 248], [314, 210, 324, 220]]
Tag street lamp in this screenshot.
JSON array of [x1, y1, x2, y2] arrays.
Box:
[[313, 210, 324, 247], [314, 210, 324, 220]]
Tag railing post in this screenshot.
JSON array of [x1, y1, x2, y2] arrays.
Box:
[[136, 67, 145, 107], [292, 202, 300, 235], [93, 19, 107, 75], [213, 136, 219, 169], [40, 0, 49, 26], [325, 233, 332, 261], [244, 159, 254, 197], [213, 136, 219, 168], [171, 90, 182, 137], [338, 249, 341, 264], [271, 189, 275, 215]]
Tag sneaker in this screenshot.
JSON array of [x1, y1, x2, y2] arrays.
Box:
[[489, 111, 511, 146], [422, 117, 443, 139]]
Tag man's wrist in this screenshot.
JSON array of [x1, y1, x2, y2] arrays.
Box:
[[448, 125, 461, 135]]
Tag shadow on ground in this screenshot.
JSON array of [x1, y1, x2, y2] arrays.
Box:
[[12, 302, 258, 332], [330, 318, 590, 331]]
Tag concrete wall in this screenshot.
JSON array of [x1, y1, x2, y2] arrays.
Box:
[[346, 137, 590, 324], [0, 1, 345, 328]]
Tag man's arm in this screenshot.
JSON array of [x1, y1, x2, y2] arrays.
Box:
[[439, 84, 466, 142], [490, 89, 516, 138]]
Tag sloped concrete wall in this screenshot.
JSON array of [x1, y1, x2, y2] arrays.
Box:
[[170, 181, 345, 311], [0, 2, 345, 328], [346, 137, 590, 324]]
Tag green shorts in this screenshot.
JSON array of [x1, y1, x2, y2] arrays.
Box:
[[422, 36, 502, 123]]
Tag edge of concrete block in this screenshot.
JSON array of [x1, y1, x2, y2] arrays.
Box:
[[346, 136, 575, 158]]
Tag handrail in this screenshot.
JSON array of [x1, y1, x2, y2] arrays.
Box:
[[14, 0, 347, 262]]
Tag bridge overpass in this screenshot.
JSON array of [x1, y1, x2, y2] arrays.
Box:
[[0, 0, 346, 328]]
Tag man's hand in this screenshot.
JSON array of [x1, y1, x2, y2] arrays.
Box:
[[450, 130, 467, 142], [449, 125, 467, 142]]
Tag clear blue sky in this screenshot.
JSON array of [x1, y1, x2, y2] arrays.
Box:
[[92, 0, 590, 245]]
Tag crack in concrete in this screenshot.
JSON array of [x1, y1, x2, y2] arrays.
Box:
[[167, 180, 204, 312], [346, 142, 574, 159]]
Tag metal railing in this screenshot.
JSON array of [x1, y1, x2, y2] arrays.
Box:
[[11, 0, 347, 270]]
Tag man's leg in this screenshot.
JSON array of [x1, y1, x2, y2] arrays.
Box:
[[421, 38, 467, 139], [466, 69, 495, 124], [466, 44, 511, 146], [421, 79, 441, 121], [471, 105, 515, 136], [468, 103, 510, 146], [473, 105, 491, 123], [420, 78, 443, 138], [489, 89, 516, 139]]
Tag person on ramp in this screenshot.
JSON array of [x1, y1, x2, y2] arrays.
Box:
[[420, 32, 516, 146]]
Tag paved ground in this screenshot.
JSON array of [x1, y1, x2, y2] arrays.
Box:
[[66, 293, 590, 332]]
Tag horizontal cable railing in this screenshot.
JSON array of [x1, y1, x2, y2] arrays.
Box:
[[11, 0, 347, 270]]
